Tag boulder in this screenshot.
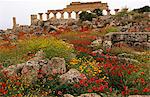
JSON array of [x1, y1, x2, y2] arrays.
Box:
[[49, 57, 66, 74], [60, 69, 86, 84]]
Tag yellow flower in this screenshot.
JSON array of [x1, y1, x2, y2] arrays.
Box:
[[98, 70, 102, 73], [70, 58, 79, 65], [102, 76, 106, 79], [79, 66, 83, 70]]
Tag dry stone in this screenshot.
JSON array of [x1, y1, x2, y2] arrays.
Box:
[[91, 38, 103, 47], [92, 49, 103, 55], [78, 93, 101, 97], [49, 57, 66, 74], [60, 69, 86, 84], [103, 40, 112, 49], [64, 94, 74, 97]]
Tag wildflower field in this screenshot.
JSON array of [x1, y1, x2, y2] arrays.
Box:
[[0, 31, 150, 97]]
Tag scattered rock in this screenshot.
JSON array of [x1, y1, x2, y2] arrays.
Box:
[[92, 49, 103, 55], [118, 53, 134, 58], [103, 40, 112, 49], [64, 94, 74, 97], [91, 38, 103, 47], [118, 57, 140, 64]]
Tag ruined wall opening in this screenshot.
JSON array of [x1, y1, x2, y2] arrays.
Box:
[[50, 13, 54, 19], [64, 12, 69, 19], [56, 12, 61, 19], [71, 11, 76, 19]]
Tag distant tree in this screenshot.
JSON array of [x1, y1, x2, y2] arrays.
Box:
[[79, 11, 96, 21], [133, 6, 150, 13], [92, 9, 103, 16]]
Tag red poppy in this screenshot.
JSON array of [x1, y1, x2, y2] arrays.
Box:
[[133, 89, 138, 94], [15, 82, 21, 86], [143, 88, 150, 92], [99, 85, 105, 92], [109, 87, 113, 92], [87, 89, 93, 93], [95, 79, 103, 84], [141, 72, 145, 75], [92, 86, 99, 91], [73, 84, 80, 88], [83, 83, 88, 87], [79, 79, 85, 85], [2, 83, 6, 88]]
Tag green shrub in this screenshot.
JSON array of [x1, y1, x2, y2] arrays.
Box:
[[79, 11, 96, 21]]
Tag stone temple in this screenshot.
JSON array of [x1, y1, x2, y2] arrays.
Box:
[[12, 1, 113, 27], [46, 1, 108, 19]]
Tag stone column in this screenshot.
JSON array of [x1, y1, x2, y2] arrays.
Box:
[[68, 12, 72, 19], [12, 17, 16, 28], [45, 13, 50, 20], [52, 11, 57, 19], [114, 9, 119, 15], [106, 9, 111, 16], [38, 13, 43, 20], [60, 12, 64, 19], [31, 14, 37, 25], [75, 11, 79, 19]]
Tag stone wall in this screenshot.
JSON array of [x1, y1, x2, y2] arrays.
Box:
[[105, 32, 150, 49]]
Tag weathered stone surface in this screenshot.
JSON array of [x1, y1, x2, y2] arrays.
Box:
[[49, 57, 66, 74], [78, 93, 101, 97], [129, 95, 150, 97], [118, 53, 134, 58], [60, 69, 86, 84], [103, 40, 112, 49], [1, 50, 45, 81], [105, 32, 150, 49], [64, 94, 74, 97], [118, 57, 140, 64], [91, 38, 103, 47]]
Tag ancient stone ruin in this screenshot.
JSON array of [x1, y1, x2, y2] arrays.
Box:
[[105, 32, 150, 49]]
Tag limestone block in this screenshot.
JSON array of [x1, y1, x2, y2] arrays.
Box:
[[60, 69, 86, 84], [49, 57, 66, 74]]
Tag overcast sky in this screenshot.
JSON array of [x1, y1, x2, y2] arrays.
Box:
[[0, 0, 149, 30]]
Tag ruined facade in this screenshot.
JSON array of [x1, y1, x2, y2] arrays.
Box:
[[47, 1, 108, 19]]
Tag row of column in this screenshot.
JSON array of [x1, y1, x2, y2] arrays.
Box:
[[37, 8, 128, 20], [38, 11, 80, 20]]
